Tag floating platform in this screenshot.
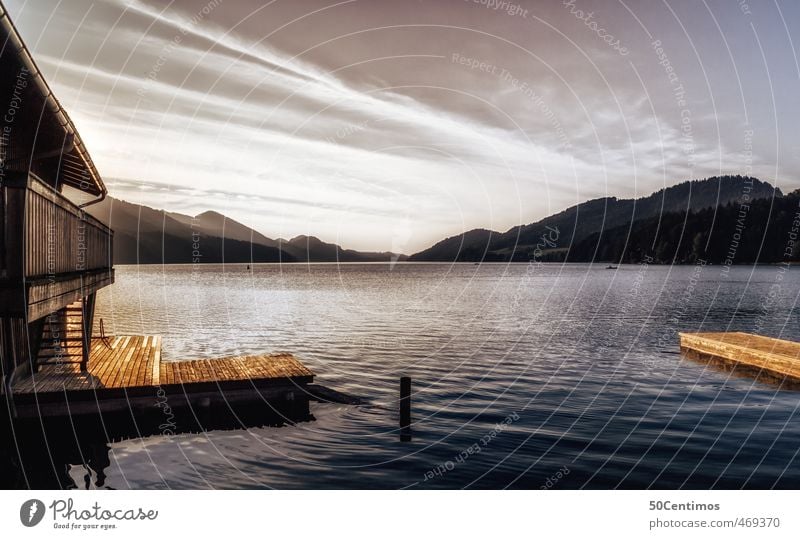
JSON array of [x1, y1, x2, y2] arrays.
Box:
[[11, 335, 314, 418], [679, 332, 800, 385]]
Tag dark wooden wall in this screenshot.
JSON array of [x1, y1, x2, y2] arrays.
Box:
[[0, 317, 42, 388]]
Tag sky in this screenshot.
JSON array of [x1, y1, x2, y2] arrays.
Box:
[[6, 0, 800, 253]]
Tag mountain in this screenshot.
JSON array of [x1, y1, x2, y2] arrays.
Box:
[[87, 197, 407, 264], [167, 209, 278, 247], [89, 175, 789, 266], [396, 228, 497, 262], [279, 235, 408, 263], [86, 197, 293, 264], [562, 189, 800, 264], [409, 176, 783, 262]]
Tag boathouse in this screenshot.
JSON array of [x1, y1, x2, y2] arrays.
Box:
[[0, 4, 321, 425], [0, 3, 113, 392]]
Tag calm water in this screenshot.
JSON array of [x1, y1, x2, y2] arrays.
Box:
[[22, 263, 800, 488]]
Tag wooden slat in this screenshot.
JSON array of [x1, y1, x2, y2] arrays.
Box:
[[152, 336, 162, 385], [133, 336, 149, 387], [19, 175, 112, 279]]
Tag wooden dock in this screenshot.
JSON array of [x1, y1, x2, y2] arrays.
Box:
[[680, 332, 800, 385], [11, 335, 314, 418]]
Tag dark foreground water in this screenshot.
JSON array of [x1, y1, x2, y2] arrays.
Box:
[[6, 262, 800, 488]]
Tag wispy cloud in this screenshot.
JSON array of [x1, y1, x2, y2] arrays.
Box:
[[9, 0, 799, 252]]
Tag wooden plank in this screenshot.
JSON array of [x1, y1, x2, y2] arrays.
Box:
[[125, 335, 142, 387], [170, 361, 181, 385], [111, 335, 136, 388], [152, 336, 162, 385], [208, 356, 226, 381], [144, 336, 155, 386], [209, 359, 223, 382], [133, 336, 149, 387], [89, 337, 119, 387], [98, 337, 130, 387], [680, 332, 800, 382], [200, 359, 214, 384], [92, 337, 118, 388], [125, 336, 145, 387], [174, 361, 187, 385], [93, 336, 118, 387], [181, 360, 191, 384]]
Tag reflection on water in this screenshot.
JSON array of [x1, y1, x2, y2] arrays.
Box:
[[4, 263, 800, 488], [68, 444, 111, 490], [6, 399, 314, 489]]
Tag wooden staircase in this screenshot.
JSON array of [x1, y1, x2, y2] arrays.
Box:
[[36, 298, 95, 372]]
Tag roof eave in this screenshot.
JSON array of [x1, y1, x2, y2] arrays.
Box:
[[0, 2, 106, 198]]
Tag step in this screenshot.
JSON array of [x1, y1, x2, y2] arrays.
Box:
[[39, 353, 83, 359], [44, 322, 83, 331], [43, 327, 84, 332], [38, 347, 83, 354], [43, 325, 84, 330], [38, 355, 82, 362], [40, 353, 83, 358], [38, 360, 84, 367]]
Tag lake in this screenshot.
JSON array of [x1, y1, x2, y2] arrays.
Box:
[[12, 262, 800, 488]]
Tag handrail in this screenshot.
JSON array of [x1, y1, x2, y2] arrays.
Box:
[[99, 318, 111, 348], [18, 173, 113, 279], [27, 173, 111, 234]]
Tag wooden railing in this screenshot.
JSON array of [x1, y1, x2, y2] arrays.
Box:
[[0, 173, 112, 280]]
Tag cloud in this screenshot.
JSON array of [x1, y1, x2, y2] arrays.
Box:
[[7, 0, 798, 252]]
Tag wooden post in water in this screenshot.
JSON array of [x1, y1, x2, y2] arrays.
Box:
[[400, 376, 411, 442]]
